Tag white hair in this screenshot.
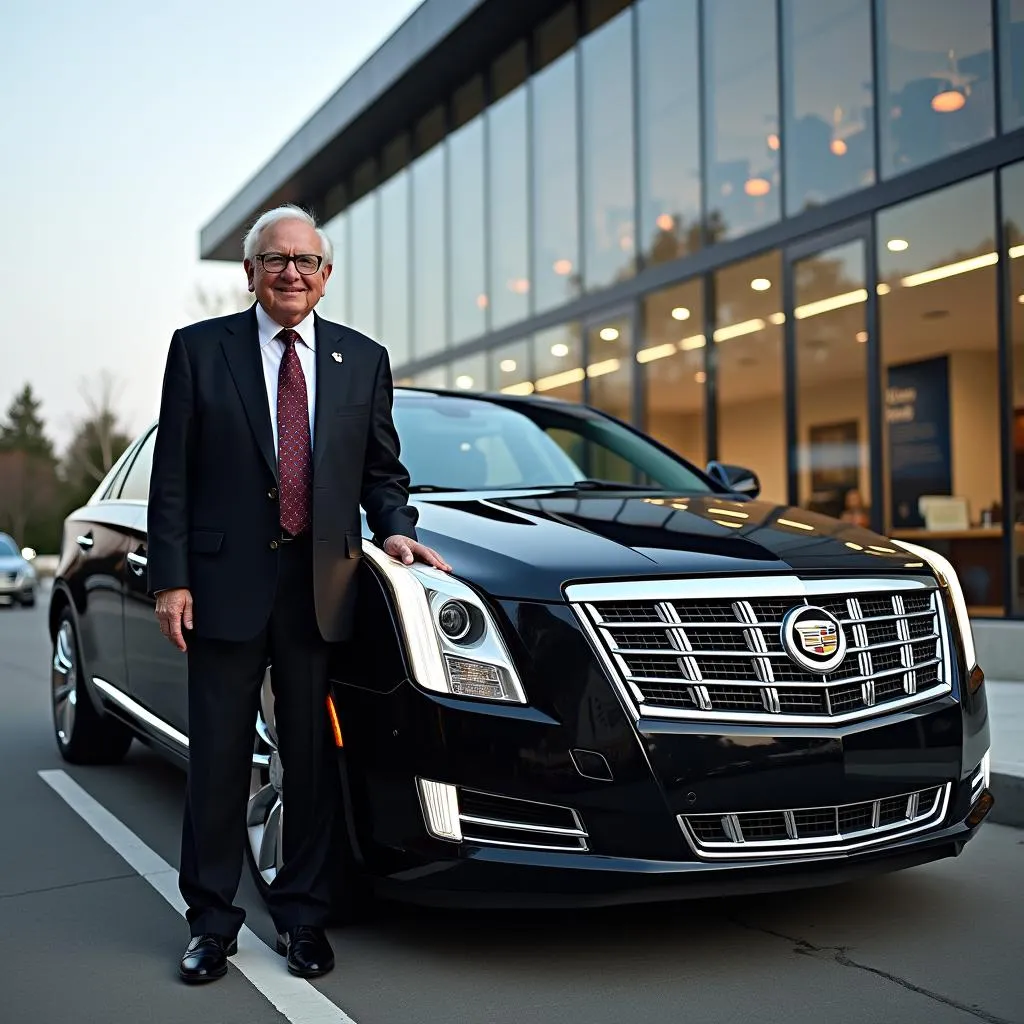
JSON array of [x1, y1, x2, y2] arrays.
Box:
[[242, 204, 334, 265]]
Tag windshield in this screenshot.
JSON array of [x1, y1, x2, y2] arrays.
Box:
[[392, 393, 713, 494], [0, 535, 19, 557]]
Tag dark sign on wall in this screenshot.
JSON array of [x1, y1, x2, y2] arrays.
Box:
[[886, 356, 952, 529]]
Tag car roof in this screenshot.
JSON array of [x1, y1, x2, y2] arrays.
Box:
[[393, 386, 586, 413]]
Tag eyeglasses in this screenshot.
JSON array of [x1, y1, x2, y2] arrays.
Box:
[[255, 252, 324, 275]]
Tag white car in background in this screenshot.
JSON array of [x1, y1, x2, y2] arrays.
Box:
[[0, 532, 38, 607]]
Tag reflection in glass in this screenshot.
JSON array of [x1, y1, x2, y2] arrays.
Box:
[[587, 314, 633, 424], [703, 0, 780, 241], [450, 353, 488, 393], [1002, 161, 1024, 612], [876, 0, 994, 178], [412, 146, 448, 359], [448, 117, 487, 344], [379, 171, 410, 367], [348, 192, 378, 338], [878, 174, 1001, 613], [714, 251, 785, 502], [794, 240, 869, 522], [636, 0, 700, 265], [1000, 0, 1024, 131], [532, 51, 581, 313], [488, 86, 530, 330], [534, 323, 584, 402], [641, 280, 705, 466], [489, 339, 533, 394], [782, 0, 874, 215], [412, 366, 449, 388], [581, 8, 635, 290], [319, 210, 348, 324]]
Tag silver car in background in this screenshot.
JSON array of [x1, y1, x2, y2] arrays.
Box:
[[0, 533, 37, 607]]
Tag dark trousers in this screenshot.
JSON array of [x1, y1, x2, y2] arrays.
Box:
[[178, 532, 340, 938]]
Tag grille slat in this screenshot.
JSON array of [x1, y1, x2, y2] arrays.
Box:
[[577, 579, 949, 724]]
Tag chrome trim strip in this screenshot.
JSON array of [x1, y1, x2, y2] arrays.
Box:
[[679, 784, 951, 861], [458, 814, 587, 837], [459, 833, 588, 852], [92, 677, 189, 749]]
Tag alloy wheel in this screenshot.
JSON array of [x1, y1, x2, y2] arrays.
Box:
[[247, 669, 284, 886], [52, 620, 77, 747]]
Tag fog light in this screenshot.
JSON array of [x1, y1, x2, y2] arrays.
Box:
[[416, 778, 462, 841], [968, 665, 985, 695], [445, 657, 512, 700], [967, 790, 994, 827]]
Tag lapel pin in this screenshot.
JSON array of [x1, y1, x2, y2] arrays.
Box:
[[332, 352, 343, 363]]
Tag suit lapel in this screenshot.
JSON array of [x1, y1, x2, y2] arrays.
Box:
[[313, 314, 354, 475], [221, 307, 278, 481]]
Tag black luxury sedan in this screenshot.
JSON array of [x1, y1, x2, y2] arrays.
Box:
[[48, 387, 993, 912]]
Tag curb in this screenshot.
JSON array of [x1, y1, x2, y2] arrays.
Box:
[[989, 772, 1024, 829]]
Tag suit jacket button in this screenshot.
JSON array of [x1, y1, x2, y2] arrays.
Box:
[[269, 539, 279, 550], [268, 487, 278, 499]]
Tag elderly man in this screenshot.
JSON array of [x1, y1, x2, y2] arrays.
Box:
[[147, 204, 449, 984]]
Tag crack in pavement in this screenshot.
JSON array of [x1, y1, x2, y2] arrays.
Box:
[[729, 917, 1019, 1024], [0, 871, 137, 902]]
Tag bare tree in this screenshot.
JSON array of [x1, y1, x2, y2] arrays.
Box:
[[193, 282, 253, 320]]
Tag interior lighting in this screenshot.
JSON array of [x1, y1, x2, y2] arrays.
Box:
[[900, 252, 998, 288], [887, 239, 909, 252], [671, 306, 691, 321], [751, 278, 772, 291], [599, 327, 620, 341], [745, 177, 771, 197]]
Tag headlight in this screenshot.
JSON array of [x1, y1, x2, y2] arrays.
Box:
[[362, 543, 527, 704], [892, 539, 976, 671]]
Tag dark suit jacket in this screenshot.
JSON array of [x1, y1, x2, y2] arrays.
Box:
[[146, 305, 418, 642]]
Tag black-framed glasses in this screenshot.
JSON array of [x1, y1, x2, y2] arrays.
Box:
[[255, 252, 324, 275]]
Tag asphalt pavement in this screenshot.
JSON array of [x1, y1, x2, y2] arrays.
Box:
[[1, 583, 1022, 1024]]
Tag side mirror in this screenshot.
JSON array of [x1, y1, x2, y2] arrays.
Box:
[[706, 461, 761, 499]]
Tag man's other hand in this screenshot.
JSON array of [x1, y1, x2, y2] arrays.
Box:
[[155, 587, 194, 651], [383, 536, 451, 572]]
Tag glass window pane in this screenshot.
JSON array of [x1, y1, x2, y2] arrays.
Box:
[[641, 280, 706, 466], [412, 366, 449, 388], [532, 51, 581, 313], [782, 0, 875, 216], [451, 353, 487, 394], [876, 0, 995, 178], [1002, 161, 1024, 613], [488, 86, 530, 330], [380, 170, 410, 368], [1000, 0, 1024, 131], [348, 192, 377, 338], [587, 313, 633, 426], [703, 0, 780, 241], [118, 430, 156, 502], [637, 0, 701, 265], [879, 174, 1002, 614], [320, 210, 348, 323], [581, 8, 636, 291], [534, 323, 584, 402], [714, 250, 786, 502], [489, 339, 533, 394], [448, 117, 487, 344], [794, 240, 870, 521], [412, 146, 447, 359]]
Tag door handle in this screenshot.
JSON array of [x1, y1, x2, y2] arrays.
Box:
[[127, 551, 148, 575], [75, 533, 94, 550]]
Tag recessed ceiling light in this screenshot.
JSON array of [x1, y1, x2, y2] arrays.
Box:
[[694, 371, 707, 384], [751, 278, 772, 291], [599, 327, 620, 341], [551, 343, 569, 357], [671, 306, 691, 321], [1018, 294, 1024, 305], [887, 238, 909, 252], [500, 359, 517, 372], [856, 331, 868, 343], [455, 375, 474, 389]]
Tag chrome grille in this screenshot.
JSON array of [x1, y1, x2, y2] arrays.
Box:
[[680, 783, 951, 860], [566, 576, 951, 724]]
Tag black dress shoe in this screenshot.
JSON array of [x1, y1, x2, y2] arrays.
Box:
[[275, 926, 334, 978], [179, 933, 237, 983]]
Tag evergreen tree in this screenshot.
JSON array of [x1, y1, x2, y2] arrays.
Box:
[[0, 383, 55, 460]]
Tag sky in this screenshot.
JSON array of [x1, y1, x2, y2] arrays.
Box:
[[1, 0, 422, 449]]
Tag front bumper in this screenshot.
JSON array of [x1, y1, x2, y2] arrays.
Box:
[[0, 575, 34, 603]]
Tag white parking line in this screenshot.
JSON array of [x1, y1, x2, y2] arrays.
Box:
[[38, 769, 357, 1024]]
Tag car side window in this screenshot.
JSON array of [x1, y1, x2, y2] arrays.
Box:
[[117, 429, 157, 502], [544, 427, 636, 483]]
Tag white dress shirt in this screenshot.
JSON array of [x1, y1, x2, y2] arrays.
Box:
[[255, 302, 317, 456]]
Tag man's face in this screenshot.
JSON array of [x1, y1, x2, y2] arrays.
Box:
[[244, 219, 332, 327]]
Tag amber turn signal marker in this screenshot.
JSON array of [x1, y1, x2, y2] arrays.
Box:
[[326, 695, 344, 748], [968, 666, 985, 695], [967, 790, 994, 827]]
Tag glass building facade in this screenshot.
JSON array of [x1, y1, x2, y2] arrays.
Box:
[[211, 0, 1024, 619]]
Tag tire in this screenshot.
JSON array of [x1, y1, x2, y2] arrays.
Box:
[[244, 668, 370, 925], [51, 610, 133, 764]]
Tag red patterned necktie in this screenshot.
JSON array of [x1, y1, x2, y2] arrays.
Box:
[[276, 328, 312, 536]]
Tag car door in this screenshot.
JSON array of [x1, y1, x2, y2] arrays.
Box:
[[118, 427, 190, 738]]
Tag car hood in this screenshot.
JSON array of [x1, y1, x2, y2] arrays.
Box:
[[396, 490, 931, 602]]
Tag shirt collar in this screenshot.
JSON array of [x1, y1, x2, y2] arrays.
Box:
[[255, 302, 317, 351]]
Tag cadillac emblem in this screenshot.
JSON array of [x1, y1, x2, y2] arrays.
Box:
[[781, 605, 847, 673]]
